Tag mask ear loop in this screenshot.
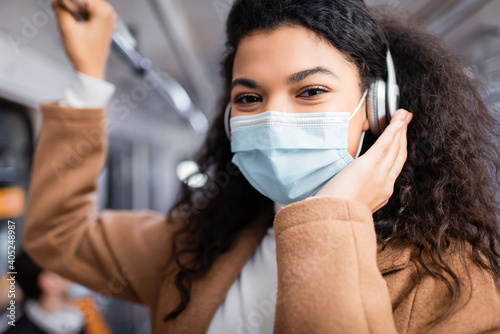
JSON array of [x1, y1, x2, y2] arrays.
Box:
[[349, 90, 368, 121], [350, 90, 368, 159]]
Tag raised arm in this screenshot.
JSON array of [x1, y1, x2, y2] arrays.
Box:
[[23, 102, 183, 307]]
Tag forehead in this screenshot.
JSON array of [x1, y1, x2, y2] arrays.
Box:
[[232, 25, 358, 80]]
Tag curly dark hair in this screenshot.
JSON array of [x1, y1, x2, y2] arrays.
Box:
[[162, 0, 500, 329]]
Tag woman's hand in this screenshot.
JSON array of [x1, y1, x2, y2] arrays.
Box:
[[315, 109, 413, 213], [52, 0, 117, 79]]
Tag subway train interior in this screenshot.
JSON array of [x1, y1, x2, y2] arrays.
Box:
[[0, 0, 499, 333]]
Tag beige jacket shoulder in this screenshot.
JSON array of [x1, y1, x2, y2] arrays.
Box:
[[23, 103, 500, 333]]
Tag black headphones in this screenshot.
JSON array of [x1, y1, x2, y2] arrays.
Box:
[[224, 50, 400, 139]]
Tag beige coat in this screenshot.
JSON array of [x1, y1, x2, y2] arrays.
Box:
[[23, 103, 500, 333]]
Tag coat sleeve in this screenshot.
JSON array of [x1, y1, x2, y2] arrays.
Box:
[[272, 197, 398, 334], [272, 197, 500, 334], [23, 102, 184, 308]]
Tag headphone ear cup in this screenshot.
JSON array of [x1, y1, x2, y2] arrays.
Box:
[[367, 80, 381, 136], [376, 79, 388, 135], [224, 102, 232, 140], [385, 50, 401, 124], [386, 84, 400, 124], [368, 79, 388, 136]]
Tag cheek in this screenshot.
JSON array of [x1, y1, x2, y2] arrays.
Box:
[[308, 98, 349, 113]]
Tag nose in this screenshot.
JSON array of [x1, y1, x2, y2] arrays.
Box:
[[262, 96, 291, 113]]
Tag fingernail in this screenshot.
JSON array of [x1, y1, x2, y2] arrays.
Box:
[[397, 121, 405, 130], [404, 112, 413, 124]]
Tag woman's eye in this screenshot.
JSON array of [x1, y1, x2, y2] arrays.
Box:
[[235, 95, 262, 104], [299, 88, 328, 97]]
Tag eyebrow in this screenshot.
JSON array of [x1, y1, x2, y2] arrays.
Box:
[[231, 78, 259, 90], [231, 66, 338, 91], [288, 66, 338, 84]]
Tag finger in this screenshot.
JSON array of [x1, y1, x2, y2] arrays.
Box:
[[57, 0, 86, 14], [85, 0, 117, 20], [380, 124, 402, 173], [393, 113, 413, 171], [390, 109, 409, 125], [389, 121, 410, 181], [362, 109, 410, 162], [383, 111, 413, 171], [52, 0, 78, 30], [365, 119, 405, 162]]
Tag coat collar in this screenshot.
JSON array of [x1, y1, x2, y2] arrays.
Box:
[[377, 240, 414, 274], [156, 207, 413, 333], [156, 206, 275, 333]]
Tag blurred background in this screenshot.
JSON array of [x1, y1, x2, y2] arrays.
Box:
[[0, 0, 499, 333]]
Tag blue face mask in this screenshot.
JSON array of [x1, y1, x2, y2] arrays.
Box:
[[230, 90, 368, 205]]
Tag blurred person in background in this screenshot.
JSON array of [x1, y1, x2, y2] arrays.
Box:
[[22, 0, 500, 333], [0, 252, 111, 334]]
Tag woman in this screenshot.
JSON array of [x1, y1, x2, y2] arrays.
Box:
[[24, 0, 500, 333]]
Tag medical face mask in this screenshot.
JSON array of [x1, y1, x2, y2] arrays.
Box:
[[229, 91, 368, 205]]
